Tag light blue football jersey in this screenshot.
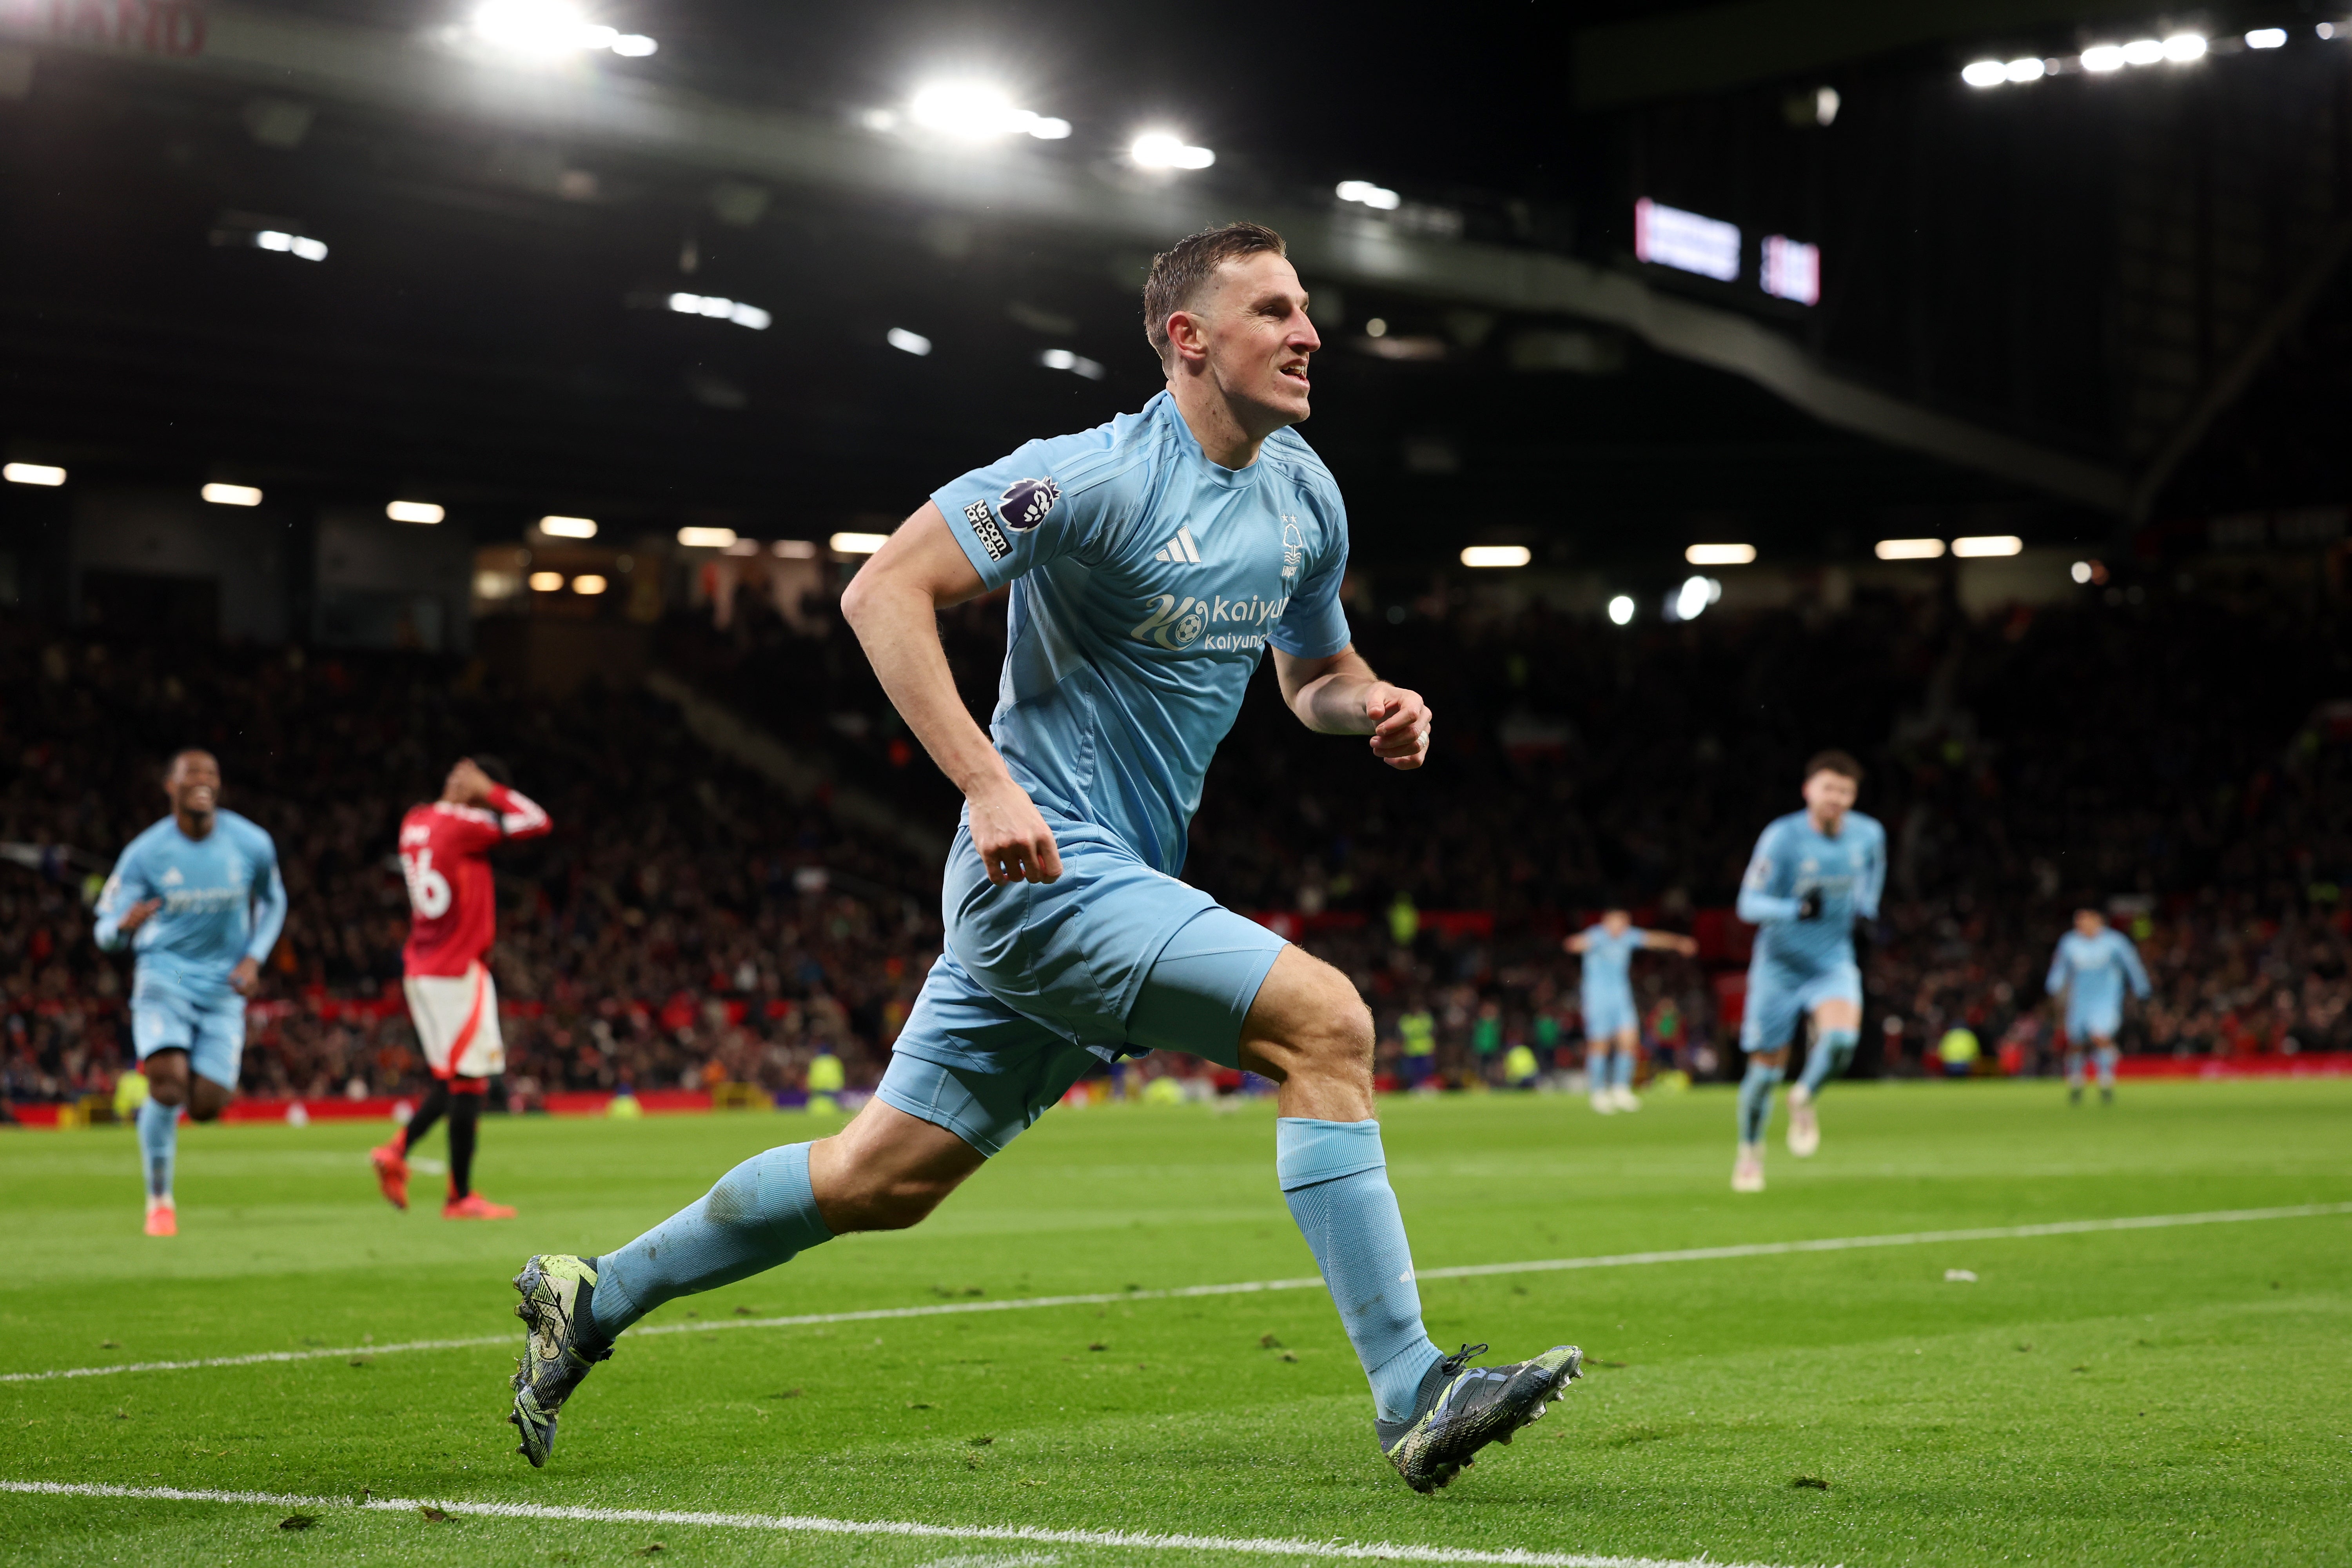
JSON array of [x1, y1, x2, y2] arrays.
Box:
[[1736, 809, 1886, 973], [1577, 925, 1646, 1006], [932, 391, 1352, 873], [2046, 928, 2151, 1015], [94, 810, 287, 998]]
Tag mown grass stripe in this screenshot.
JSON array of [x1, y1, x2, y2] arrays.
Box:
[[5, 1200, 2344, 1386], [0, 1479, 1797, 1568]]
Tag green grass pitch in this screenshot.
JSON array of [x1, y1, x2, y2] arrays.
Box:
[[3, 1080, 2348, 1566]]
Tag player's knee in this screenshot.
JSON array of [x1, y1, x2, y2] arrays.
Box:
[[1284, 967, 1375, 1077], [144, 1059, 188, 1105]]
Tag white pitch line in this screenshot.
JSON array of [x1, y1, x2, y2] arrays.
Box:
[[0, 1480, 1800, 1568], [6, 1200, 2346, 1387]]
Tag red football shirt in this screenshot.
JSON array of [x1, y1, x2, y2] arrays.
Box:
[[398, 784, 551, 977]]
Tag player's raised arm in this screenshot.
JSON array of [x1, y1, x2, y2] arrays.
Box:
[[1271, 646, 1432, 771], [840, 502, 1062, 886], [487, 783, 551, 840], [1641, 930, 1700, 956]]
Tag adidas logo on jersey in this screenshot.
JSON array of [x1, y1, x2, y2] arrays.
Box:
[[1153, 526, 1203, 564], [160, 867, 184, 886]]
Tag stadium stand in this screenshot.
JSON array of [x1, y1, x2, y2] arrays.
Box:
[[5, 564, 2349, 1112]]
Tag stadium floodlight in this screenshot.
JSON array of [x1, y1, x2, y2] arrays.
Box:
[[1038, 348, 1107, 380], [772, 539, 818, 558], [538, 515, 596, 538], [1673, 575, 1721, 621], [676, 526, 737, 549], [1952, 534, 2023, 557], [831, 531, 890, 554], [1962, 59, 2008, 87], [2246, 27, 2288, 47], [907, 82, 1067, 140], [386, 500, 444, 524], [1459, 545, 1532, 568], [527, 570, 564, 591], [2080, 44, 2127, 71], [1131, 132, 1215, 171], [1875, 538, 1947, 560], [254, 230, 327, 261], [202, 483, 262, 506], [1607, 594, 1635, 625], [2122, 38, 2166, 64], [887, 328, 932, 356], [1761, 236, 1821, 305], [1634, 198, 1742, 282], [571, 573, 608, 594], [1685, 543, 1756, 566], [666, 292, 770, 331], [2071, 560, 2095, 583], [3, 462, 65, 486], [468, 1, 654, 58], [2163, 33, 2207, 61], [2005, 57, 2047, 82], [1336, 180, 1401, 211]]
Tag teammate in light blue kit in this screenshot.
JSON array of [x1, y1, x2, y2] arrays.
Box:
[[2046, 907, 2151, 1105], [508, 223, 1582, 1491], [1731, 751, 1884, 1191], [92, 750, 286, 1236], [1565, 909, 1695, 1113]]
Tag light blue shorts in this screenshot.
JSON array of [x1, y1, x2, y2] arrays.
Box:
[[1583, 990, 1638, 1041], [882, 820, 1287, 1157], [131, 985, 246, 1091], [1740, 958, 1862, 1054], [2066, 1002, 2122, 1043]]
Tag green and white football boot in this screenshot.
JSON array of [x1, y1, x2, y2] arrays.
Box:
[[1377, 1341, 1581, 1493], [509, 1254, 613, 1467]]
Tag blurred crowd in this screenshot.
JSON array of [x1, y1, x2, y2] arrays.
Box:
[[0, 630, 941, 1108], [5, 560, 2349, 1107]]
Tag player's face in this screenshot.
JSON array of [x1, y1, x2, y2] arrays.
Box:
[[1192, 252, 1319, 429], [1602, 910, 1631, 934], [2074, 910, 2105, 937], [166, 751, 221, 820], [1802, 768, 1858, 828]]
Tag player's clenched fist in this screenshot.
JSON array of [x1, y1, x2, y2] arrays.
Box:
[[968, 777, 1064, 885], [1364, 683, 1433, 771]]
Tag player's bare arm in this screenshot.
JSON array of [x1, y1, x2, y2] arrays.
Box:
[[1643, 932, 1699, 956], [840, 503, 1063, 886], [115, 896, 163, 935], [1272, 646, 1432, 770]]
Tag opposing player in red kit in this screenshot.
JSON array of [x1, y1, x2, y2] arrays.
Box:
[[371, 755, 550, 1219]]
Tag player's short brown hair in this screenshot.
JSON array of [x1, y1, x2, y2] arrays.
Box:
[[1804, 749, 1865, 784], [1142, 221, 1288, 362]]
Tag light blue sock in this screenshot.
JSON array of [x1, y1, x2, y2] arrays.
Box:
[[2064, 1049, 2086, 1088], [589, 1143, 833, 1338], [2094, 1046, 2119, 1089], [1800, 1029, 1858, 1098], [1737, 1061, 1783, 1143], [1612, 1050, 1636, 1091], [136, 1098, 178, 1201], [1277, 1118, 1443, 1424], [1584, 1046, 1606, 1089]]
